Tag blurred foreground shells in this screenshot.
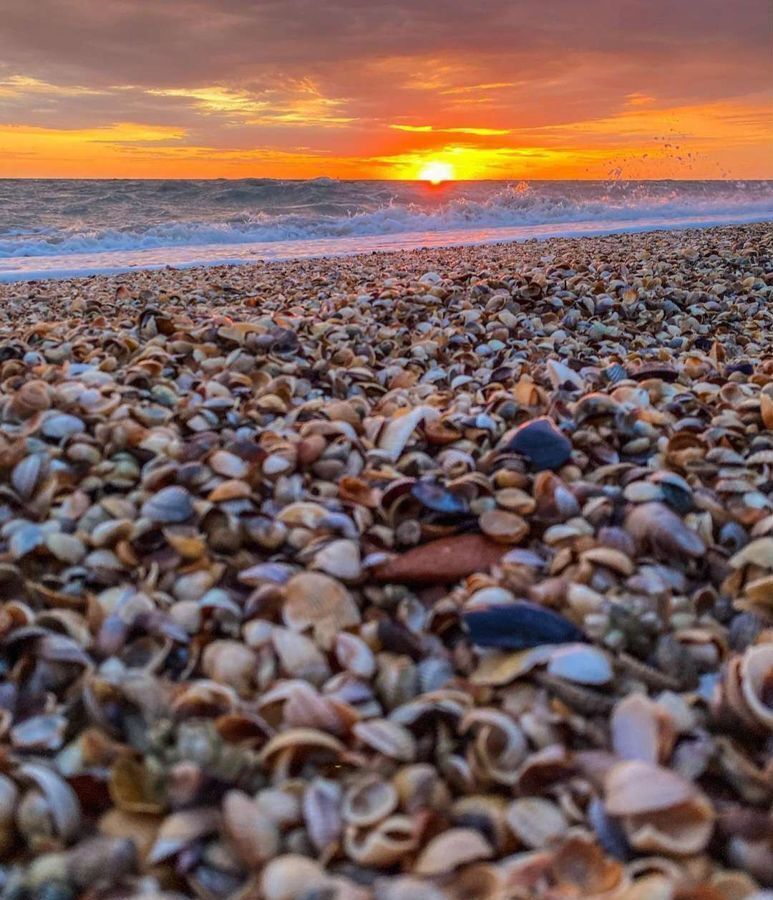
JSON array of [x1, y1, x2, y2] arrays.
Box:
[[0, 223, 772, 897]]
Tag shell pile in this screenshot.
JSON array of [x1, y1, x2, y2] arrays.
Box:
[[0, 223, 771, 899]]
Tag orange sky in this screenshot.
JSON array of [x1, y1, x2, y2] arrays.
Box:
[[0, 1, 771, 180]]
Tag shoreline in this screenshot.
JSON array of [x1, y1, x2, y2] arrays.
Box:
[[1, 216, 772, 284], [0, 221, 772, 895]]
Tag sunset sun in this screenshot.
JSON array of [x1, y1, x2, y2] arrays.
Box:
[[418, 161, 455, 185]]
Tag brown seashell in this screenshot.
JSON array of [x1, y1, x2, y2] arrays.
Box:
[[622, 794, 715, 856], [109, 756, 163, 814], [343, 814, 419, 867], [11, 379, 51, 419], [550, 834, 625, 895], [414, 827, 493, 876], [261, 855, 333, 900], [373, 534, 506, 584], [738, 642, 773, 729], [611, 694, 677, 764], [342, 775, 398, 827], [283, 571, 361, 649], [378, 405, 439, 461], [625, 502, 705, 560], [147, 807, 220, 863], [223, 789, 280, 868], [479, 509, 529, 544], [16, 763, 81, 848], [353, 719, 417, 761], [460, 708, 528, 786], [604, 760, 695, 816], [201, 639, 257, 695], [730, 537, 773, 570]]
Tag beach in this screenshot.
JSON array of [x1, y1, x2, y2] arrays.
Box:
[[1, 221, 772, 897]]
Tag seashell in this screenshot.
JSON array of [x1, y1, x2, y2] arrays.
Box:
[[66, 835, 138, 890], [503, 417, 572, 471], [302, 778, 342, 853], [373, 534, 506, 585], [479, 509, 529, 544], [460, 708, 528, 786], [271, 627, 331, 685], [11, 714, 67, 751], [625, 502, 705, 560], [140, 485, 194, 523], [378, 405, 440, 461], [261, 855, 333, 900], [209, 449, 249, 478], [343, 814, 419, 867], [12, 453, 49, 499], [470, 645, 556, 686], [550, 834, 625, 895], [11, 379, 51, 418], [259, 728, 345, 767], [283, 571, 361, 648], [604, 760, 695, 816], [611, 694, 676, 764], [41, 411, 85, 440], [342, 775, 398, 827], [336, 632, 376, 678], [547, 359, 585, 391], [414, 827, 493, 875], [738, 642, 773, 729], [147, 806, 221, 864], [353, 719, 416, 761], [463, 602, 585, 650], [393, 763, 452, 814], [0, 774, 19, 854], [222, 790, 280, 869], [580, 546, 634, 576], [411, 480, 470, 514], [313, 538, 363, 581], [546, 644, 613, 685], [729, 537, 773, 570], [621, 794, 715, 856], [201, 639, 257, 695], [16, 763, 81, 847], [505, 797, 568, 849]]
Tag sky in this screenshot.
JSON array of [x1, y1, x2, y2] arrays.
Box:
[[0, 0, 771, 180]]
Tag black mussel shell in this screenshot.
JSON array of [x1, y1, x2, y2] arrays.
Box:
[[462, 602, 586, 650]]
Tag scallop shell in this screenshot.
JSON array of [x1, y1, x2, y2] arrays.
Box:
[[283, 572, 361, 649]]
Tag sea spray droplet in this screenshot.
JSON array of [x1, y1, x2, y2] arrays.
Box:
[[463, 602, 586, 650]]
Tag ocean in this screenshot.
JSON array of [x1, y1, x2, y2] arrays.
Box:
[[1, 178, 771, 281]]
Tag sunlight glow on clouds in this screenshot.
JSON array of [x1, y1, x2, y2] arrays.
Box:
[[0, 0, 769, 178]]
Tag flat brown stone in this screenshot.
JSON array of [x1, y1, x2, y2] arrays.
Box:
[[373, 534, 506, 584]]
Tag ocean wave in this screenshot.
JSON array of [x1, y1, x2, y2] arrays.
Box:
[[1, 182, 772, 259]]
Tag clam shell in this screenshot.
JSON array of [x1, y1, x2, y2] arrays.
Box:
[[622, 795, 715, 856], [506, 798, 568, 849], [604, 761, 695, 816], [739, 643, 773, 729], [611, 694, 676, 764], [546, 644, 613, 685], [283, 572, 361, 648], [342, 775, 398, 827], [223, 790, 279, 868], [414, 827, 493, 875]]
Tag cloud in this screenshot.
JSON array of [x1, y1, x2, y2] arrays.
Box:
[[0, 0, 769, 177]]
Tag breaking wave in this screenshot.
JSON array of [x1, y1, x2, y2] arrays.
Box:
[[1, 179, 771, 260]]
